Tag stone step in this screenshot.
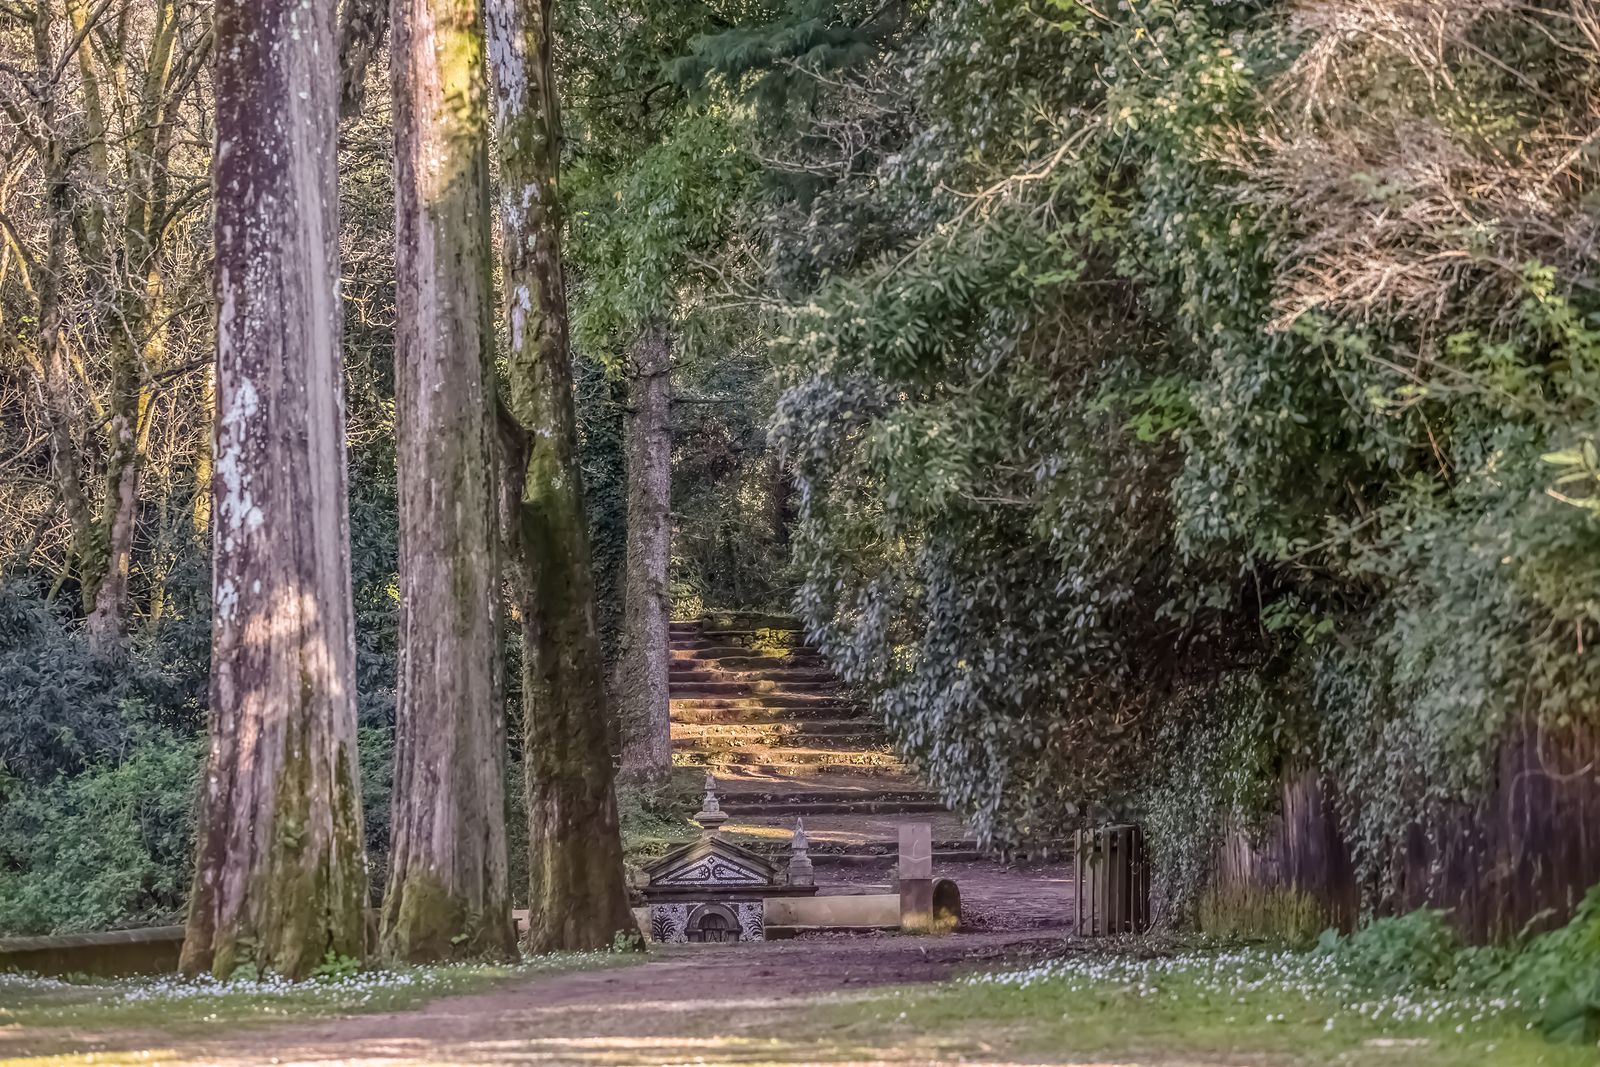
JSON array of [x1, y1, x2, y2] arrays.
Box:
[[670, 707, 861, 727], [670, 641, 822, 657], [680, 758, 907, 779], [751, 845, 985, 868], [671, 651, 828, 671], [702, 628, 802, 641], [680, 744, 897, 765], [721, 798, 946, 817], [671, 720, 877, 741], [669, 667, 835, 685], [669, 680, 840, 698], [674, 734, 891, 755], [670, 693, 853, 712]]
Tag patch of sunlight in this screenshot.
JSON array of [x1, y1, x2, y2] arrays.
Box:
[[725, 824, 791, 839]]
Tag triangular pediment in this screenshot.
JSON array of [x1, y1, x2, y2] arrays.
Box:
[[644, 835, 777, 889]]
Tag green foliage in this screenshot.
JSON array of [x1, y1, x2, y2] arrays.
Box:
[[0, 583, 188, 785], [740, 0, 1600, 920], [1311, 894, 1600, 1044], [670, 0, 893, 117], [1324, 910, 1465, 991], [1197, 886, 1327, 948], [568, 109, 754, 358], [309, 951, 365, 982], [615, 768, 699, 863], [0, 732, 201, 934], [1502, 886, 1600, 1043]]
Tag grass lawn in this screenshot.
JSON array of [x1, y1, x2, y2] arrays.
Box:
[[0, 949, 632, 1039], [815, 947, 1599, 1066], [2, 942, 1595, 1065]]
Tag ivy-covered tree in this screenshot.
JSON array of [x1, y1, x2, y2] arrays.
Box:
[[486, 0, 636, 951]]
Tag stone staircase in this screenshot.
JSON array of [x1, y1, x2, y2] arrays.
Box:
[[669, 616, 982, 871]]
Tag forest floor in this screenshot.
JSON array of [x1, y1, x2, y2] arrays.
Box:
[[2, 861, 1588, 1067]]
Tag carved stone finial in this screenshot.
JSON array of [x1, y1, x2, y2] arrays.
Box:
[[693, 772, 728, 834], [787, 816, 815, 887]]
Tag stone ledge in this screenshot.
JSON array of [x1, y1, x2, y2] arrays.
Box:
[[0, 925, 185, 978]]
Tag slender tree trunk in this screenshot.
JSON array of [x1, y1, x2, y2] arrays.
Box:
[[181, 0, 368, 981], [770, 453, 794, 548], [71, 0, 183, 653], [616, 324, 673, 783], [486, 0, 636, 952], [382, 0, 515, 963]]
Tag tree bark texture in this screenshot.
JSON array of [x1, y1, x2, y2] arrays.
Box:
[[486, 0, 637, 952], [182, 0, 368, 980], [616, 324, 673, 783], [384, 0, 515, 963]]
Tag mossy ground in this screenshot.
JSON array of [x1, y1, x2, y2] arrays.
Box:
[[816, 971, 1593, 1066], [0, 951, 630, 1040], [3, 941, 1593, 1066]]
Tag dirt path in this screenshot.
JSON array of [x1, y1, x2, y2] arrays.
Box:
[[3, 864, 1073, 1067], [193, 928, 1063, 1066]]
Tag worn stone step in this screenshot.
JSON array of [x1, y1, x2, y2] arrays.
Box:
[[669, 680, 840, 698], [674, 736, 892, 756], [702, 627, 802, 640], [670, 708, 860, 727], [752, 846, 985, 868], [680, 744, 897, 765], [672, 651, 828, 671], [671, 719, 876, 740], [670, 693, 853, 711], [669, 667, 835, 684], [720, 798, 946, 816], [681, 759, 906, 780]]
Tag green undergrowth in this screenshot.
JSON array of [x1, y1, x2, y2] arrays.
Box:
[[819, 943, 1600, 1066], [617, 766, 701, 865], [1320, 897, 1600, 1045], [0, 950, 635, 1039], [1198, 885, 1332, 947]]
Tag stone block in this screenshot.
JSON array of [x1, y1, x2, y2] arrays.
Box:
[[898, 822, 933, 880]]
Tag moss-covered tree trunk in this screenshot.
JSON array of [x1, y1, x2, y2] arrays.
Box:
[[616, 324, 673, 783], [181, 0, 368, 980], [383, 0, 516, 963], [486, 0, 636, 952]]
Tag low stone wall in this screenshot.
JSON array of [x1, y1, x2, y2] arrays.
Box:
[[764, 892, 900, 931], [0, 926, 185, 978]]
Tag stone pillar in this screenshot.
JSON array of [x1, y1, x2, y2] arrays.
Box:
[[693, 773, 727, 834], [898, 822, 934, 934], [787, 818, 815, 887]]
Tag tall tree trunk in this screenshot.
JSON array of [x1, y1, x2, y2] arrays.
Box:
[[616, 324, 672, 783], [181, 0, 368, 981], [486, 0, 636, 952], [382, 0, 515, 963]]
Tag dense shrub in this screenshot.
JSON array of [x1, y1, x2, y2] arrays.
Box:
[[711, 0, 1600, 920], [1318, 897, 1600, 1044], [0, 731, 201, 934], [1326, 910, 1465, 991], [0, 583, 188, 785]]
